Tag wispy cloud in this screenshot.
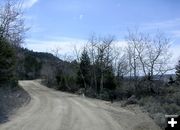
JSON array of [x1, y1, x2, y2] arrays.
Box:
[[137, 18, 180, 39], [171, 30, 180, 38], [22, 0, 38, 9], [142, 18, 180, 30]]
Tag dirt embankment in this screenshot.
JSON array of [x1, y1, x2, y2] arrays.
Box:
[[0, 84, 30, 124]]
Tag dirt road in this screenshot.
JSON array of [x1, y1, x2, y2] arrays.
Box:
[[0, 80, 161, 130]]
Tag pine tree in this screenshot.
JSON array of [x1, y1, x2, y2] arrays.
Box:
[[168, 76, 175, 85], [77, 49, 91, 90], [0, 37, 16, 86], [104, 66, 116, 91], [175, 60, 180, 82]]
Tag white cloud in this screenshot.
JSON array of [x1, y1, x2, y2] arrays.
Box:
[[170, 43, 180, 65], [24, 37, 86, 58], [24, 37, 128, 58], [22, 0, 38, 9], [114, 40, 128, 49]]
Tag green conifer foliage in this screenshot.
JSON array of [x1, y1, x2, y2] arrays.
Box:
[[0, 37, 16, 85], [176, 60, 180, 82]]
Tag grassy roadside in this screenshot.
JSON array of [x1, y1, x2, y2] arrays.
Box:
[[119, 83, 180, 129]]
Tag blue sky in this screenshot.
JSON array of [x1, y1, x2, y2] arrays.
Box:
[[22, 0, 180, 62]]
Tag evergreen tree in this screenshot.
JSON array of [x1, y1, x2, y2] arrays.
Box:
[[0, 37, 16, 86], [168, 76, 175, 85], [175, 60, 180, 82], [104, 66, 116, 91], [24, 55, 42, 79], [77, 49, 91, 90]]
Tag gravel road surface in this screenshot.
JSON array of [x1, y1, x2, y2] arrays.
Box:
[[0, 80, 161, 130]]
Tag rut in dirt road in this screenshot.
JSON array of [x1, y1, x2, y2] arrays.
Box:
[[0, 80, 161, 130]]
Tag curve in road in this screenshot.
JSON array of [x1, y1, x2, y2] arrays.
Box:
[[0, 80, 161, 130]]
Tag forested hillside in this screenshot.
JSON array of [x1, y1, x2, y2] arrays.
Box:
[[16, 47, 61, 80]]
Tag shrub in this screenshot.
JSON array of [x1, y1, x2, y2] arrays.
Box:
[[172, 92, 180, 106], [163, 103, 180, 115], [151, 113, 166, 128], [97, 89, 110, 100], [123, 95, 138, 106]]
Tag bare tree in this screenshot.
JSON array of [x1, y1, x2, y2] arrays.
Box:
[[41, 63, 56, 86], [126, 30, 172, 80], [146, 33, 172, 79], [116, 54, 129, 79], [92, 35, 115, 93], [87, 34, 99, 91], [126, 39, 139, 79], [75, 34, 117, 94], [0, 0, 27, 46], [126, 31, 150, 78]]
